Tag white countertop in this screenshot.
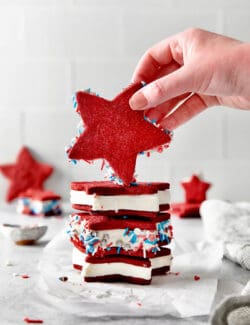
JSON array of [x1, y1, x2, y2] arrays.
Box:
[[0, 204, 249, 325]]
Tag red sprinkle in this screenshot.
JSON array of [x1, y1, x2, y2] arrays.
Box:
[[194, 275, 200, 281], [100, 159, 105, 170], [21, 275, 30, 279], [23, 318, 43, 324], [137, 302, 142, 307]]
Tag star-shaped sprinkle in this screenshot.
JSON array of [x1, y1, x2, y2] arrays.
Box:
[[67, 83, 171, 184], [0, 147, 53, 202], [181, 174, 211, 204]]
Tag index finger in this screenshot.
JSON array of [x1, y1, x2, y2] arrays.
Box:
[[132, 35, 178, 83]]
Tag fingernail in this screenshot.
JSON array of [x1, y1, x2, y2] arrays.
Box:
[[129, 92, 148, 110]]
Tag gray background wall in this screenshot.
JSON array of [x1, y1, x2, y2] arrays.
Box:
[[0, 0, 249, 202]]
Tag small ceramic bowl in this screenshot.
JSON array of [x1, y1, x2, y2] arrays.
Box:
[[0, 223, 48, 245]]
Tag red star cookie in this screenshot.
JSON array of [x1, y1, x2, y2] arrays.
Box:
[[181, 174, 211, 204], [68, 83, 171, 184], [0, 147, 53, 202]]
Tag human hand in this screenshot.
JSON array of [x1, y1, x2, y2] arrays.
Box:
[[129, 28, 250, 130]]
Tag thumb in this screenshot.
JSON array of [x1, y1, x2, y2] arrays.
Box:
[[129, 66, 194, 110]]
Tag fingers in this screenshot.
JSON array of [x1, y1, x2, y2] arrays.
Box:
[[155, 61, 180, 80], [146, 92, 191, 123], [130, 66, 193, 110], [159, 94, 215, 130], [132, 37, 176, 83]]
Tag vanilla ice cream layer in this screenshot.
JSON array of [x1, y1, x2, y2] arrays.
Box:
[[82, 261, 151, 280], [70, 190, 170, 212], [150, 254, 172, 269]]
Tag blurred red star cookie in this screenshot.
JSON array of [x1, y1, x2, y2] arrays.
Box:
[[67, 83, 171, 185], [172, 174, 211, 218], [181, 174, 211, 204], [0, 147, 53, 202]]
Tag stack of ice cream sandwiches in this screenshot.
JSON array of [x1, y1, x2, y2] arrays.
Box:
[[67, 181, 173, 285]]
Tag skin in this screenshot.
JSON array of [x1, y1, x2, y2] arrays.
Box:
[[129, 28, 250, 130]]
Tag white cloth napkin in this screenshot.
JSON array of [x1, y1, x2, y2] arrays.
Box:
[[200, 200, 250, 270], [211, 281, 250, 325], [200, 200, 250, 324]]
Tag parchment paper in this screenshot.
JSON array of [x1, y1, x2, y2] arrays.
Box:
[[38, 230, 223, 318]]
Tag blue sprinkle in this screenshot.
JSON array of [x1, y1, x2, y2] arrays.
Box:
[[130, 182, 138, 186], [130, 233, 137, 244], [86, 246, 94, 254], [117, 246, 121, 254], [106, 247, 111, 251], [144, 238, 158, 245], [151, 247, 158, 253], [164, 129, 174, 137], [78, 125, 84, 135], [22, 198, 30, 206], [84, 237, 99, 245], [141, 81, 147, 87], [123, 227, 129, 236]]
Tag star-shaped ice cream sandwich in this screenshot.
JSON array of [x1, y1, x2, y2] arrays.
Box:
[[181, 174, 211, 204], [67, 83, 171, 184], [0, 147, 53, 202], [172, 174, 211, 218]]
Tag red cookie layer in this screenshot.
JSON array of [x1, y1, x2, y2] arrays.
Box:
[[19, 189, 61, 201], [71, 181, 170, 195], [73, 246, 171, 262], [85, 254, 151, 267], [71, 204, 170, 216], [68, 83, 171, 185], [84, 274, 151, 285], [152, 247, 171, 258], [171, 202, 201, 218], [70, 212, 170, 231]]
